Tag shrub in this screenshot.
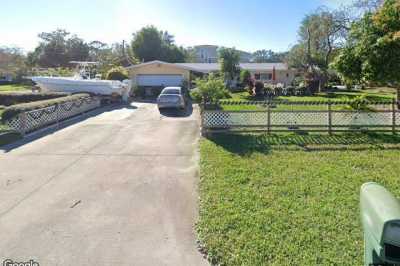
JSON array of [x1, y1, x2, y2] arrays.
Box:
[[106, 67, 129, 81], [254, 81, 264, 97], [295, 86, 307, 96], [286, 86, 295, 96], [347, 95, 371, 111], [264, 86, 273, 97], [345, 80, 354, 90], [192, 74, 229, 103], [240, 70, 252, 87], [292, 76, 305, 87], [245, 86, 254, 96], [132, 85, 145, 98], [190, 88, 202, 103], [0, 92, 69, 106], [2, 93, 90, 122]]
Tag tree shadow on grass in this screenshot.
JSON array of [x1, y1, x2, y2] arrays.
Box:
[[207, 132, 400, 156], [208, 134, 272, 156]]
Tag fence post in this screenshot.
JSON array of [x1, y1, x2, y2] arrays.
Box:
[[200, 101, 206, 137], [328, 100, 332, 135], [392, 99, 396, 134], [56, 103, 60, 129], [20, 112, 27, 137], [267, 103, 271, 134]]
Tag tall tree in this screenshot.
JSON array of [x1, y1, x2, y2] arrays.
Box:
[[131, 26, 163, 62], [160, 30, 174, 45], [353, 0, 384, 13], [183, 47, 198, 63], [130, 26, 186, 63], [0, 46, 27, 81], [87, 41, 137, 76], [27, 29, 90, 67], [333, 0, 400, 101], [218, 47, 240, 83], [36, 29, 70, 67], [287, 7, 348, 91], [66, 35, 90, 62], [253, 49, 287, 63]]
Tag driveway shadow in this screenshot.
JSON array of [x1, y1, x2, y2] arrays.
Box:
[[0, 103, 135, 153]]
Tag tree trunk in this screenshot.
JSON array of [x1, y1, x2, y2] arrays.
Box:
[[307, 28, 312, 69]]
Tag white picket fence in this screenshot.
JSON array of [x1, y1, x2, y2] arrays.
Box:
[[6, 96, 101, 135], [202, 109, 399, 134]]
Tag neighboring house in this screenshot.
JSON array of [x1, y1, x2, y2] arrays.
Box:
[[126, 60, 296, 96], [194, 45, 219, 63], [0, 73, 13, 84], [194, 45, 253, 63]]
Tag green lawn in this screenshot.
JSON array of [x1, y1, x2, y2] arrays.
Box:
[[221, 88, 396, 111], [0, 84, 31, 92], [198, 133, 400, 265]]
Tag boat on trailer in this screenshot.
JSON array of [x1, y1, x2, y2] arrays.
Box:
[[31, 61, 131, 97]]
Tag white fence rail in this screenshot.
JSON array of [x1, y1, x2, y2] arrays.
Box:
[[6, 97, 101, 135], [202, 109, 399, 134]]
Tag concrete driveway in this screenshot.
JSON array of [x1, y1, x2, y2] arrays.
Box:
[[0, 102, 208, 266]]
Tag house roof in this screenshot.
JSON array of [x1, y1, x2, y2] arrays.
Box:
[[126, 61, 290, 73], [175, 63, 220, 73], [126, 60, 205, 72], [176, 63, 290, 72]]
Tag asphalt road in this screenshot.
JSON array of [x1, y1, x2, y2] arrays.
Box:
[[0, 102, 208, 266]]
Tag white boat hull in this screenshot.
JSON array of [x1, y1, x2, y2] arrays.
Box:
[[31, 77, 126, 96]]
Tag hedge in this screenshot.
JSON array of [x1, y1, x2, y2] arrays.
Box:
[[1, 93, 91, 122], [0, 92, 69, 106]]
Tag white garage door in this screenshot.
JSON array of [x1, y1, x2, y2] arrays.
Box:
[[137, 74, 183, 86]]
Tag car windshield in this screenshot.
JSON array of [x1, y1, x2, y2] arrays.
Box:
[[161, 88, 180, 95]]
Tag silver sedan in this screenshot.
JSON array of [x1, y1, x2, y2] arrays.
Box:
[[157, 87, 186, 110]]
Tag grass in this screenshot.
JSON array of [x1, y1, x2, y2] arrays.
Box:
[[221, 88, 396, 111], [0, 84, 31, 92], [198, 133, 400, 265]]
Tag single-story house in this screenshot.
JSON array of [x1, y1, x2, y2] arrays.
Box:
[[126, 60, 296, 95]]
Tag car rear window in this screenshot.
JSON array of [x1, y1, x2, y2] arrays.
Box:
[[162, 88, 180, 95], [159, 94, 179, 102]]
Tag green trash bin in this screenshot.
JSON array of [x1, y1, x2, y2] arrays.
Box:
[[360, 182, 400, 265]]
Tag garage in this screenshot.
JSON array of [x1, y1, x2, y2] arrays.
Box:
[[136, 74, 183, 87], [127, 61, 192, 95]]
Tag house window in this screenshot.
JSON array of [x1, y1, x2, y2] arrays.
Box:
[[254, 73, 273, 81]]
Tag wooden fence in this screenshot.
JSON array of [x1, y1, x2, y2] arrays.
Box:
[[201, 100, 400, 135]]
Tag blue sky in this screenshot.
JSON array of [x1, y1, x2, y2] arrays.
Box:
[[1, 0, 352, 53]]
